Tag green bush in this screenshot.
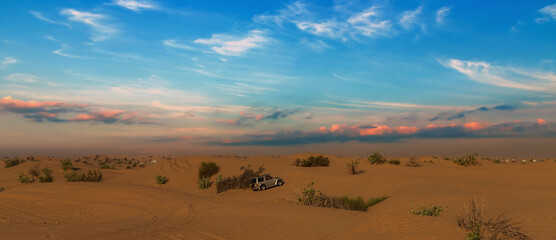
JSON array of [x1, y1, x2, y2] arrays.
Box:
[[297, 183, 388, 212], [388, 159, 401, 165], [198, 177, 211, 189], [99, 162, 114, 169], [61, 159, 73, 171], [368, 152, 387, 164], [4, 158, 25, 168], [410, 205, 445, 216], [155, 174, 168, 185], [198, 162, 220, 179], [294, 155, 330, 167], [215, 174, 224, 183], [86, 170, 103, 182], [17, 172, 32, 184], [39, 168, 54, 183], [454, 153, 480, 166]]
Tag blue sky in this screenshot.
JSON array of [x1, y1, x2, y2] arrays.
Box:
[[1, 0, 556, 155]]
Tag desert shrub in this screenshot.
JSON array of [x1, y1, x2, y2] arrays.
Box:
[[86, 170, 103, 182], [388, 159, 401, 165], [215, 174, 224, 183], [198, 177, 211, 189], [99, 162, 114, 169], [216, 165, 265, 193], [295, 155, 330, 167], [457, 197, 531, 240], [64, 170, 84, 182], [454, 153, 481, 166], [410, 205, 445, 216], [405, 157, 422, 167], [17, 172, 32, 184], [0, 187, 4, 192], [198, 162, 220, 179], [4, 158, 25, 168], [297, 183, 388, 212], [39, 168, 54, 183], [28, 164, 41, 178], [346, 159, 361, 174], [155, 174, 168, 185], [492, 159, 502, 164], [368, 152, 387, 164], [61, 159, 73, 171], [64, 170, 103, 182]]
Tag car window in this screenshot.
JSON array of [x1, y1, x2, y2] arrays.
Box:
[[251, 178, 257, 184], [258, 177, 264, 182]]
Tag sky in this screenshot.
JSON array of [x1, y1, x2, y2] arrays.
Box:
[[1, 0, 556, 157]]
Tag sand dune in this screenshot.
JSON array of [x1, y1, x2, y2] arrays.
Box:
[[1, 154, 555, 239]]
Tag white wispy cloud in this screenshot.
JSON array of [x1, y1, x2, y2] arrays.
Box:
[[194, 30, 269, 56], [162, 39, 194, 51], [60, 9, 118, 41], [436, 6, 451, 24], [253, 1, 307, 26], [210, 82, 276, 97], [1, 57, 17, 68], [347, 7, 393, 38], [326, 100, 472, 111], [399, 6, 423, 30], [29, 11, 70, 27], [4, 73, 40, 83], [441, 59, 556, 92], [256, 2, 399, 41], [112, 0, 159, 12], [536, 3, 556, 23], [301, 39, 330, 52], [295, 20, 346, 39], [53, 44, 90, 59]]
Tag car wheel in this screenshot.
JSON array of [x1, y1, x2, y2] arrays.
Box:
[[277, 180, 283, 186], [260, 185, 266, 191]]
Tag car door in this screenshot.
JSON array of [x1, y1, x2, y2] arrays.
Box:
[[265, 175, 275, 187]]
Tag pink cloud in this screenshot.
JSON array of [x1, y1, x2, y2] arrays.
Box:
[[1, 96, 148, 124], [463, 122, 489, 130], [536, 118, 546, 125]]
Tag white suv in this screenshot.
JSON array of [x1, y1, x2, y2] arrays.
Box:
[[250, 174, 284, 191]]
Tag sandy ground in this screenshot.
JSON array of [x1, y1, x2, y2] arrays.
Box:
[[1, 154, 555, 240]]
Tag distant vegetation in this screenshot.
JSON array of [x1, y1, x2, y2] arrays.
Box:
[[61, 159, 74, 171], [388, 159, 401, 165], [457, 197, 530, 240], [0, 187, 4, 192], [198, 177, 211, 189], [39, 168, 54, 183], [155, 174, 168, 185], [216, 165, 265, 193], [294, 155, 330, 167], [64, 170, 103, 182], [199, 162, 220, 179], [297, 182, 388, 212], [4, 158, 25, 168], [17, 172, 32, 184], [28, 164, 41, 178], [346, 159, 361, 174], [405, 157, 422, 167], [99, 162, 115, 169], [368, 152, 387, 165], [410, 205, 445, 216], [454, 153, 480, 166]]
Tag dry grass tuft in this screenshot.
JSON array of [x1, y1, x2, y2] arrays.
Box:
[[405, 157, 422, 167], [456, 197, 531, 240]]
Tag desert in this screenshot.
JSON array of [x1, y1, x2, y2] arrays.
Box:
[[1, 154, 555, 239]]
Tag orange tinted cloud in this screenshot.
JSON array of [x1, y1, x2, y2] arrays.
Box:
[[463, 122, 489, 130], [536, 118, 546, 125]]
